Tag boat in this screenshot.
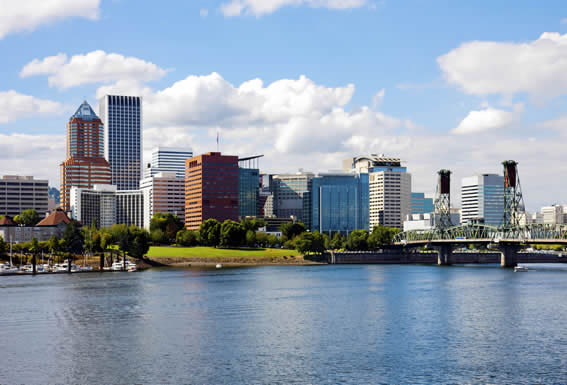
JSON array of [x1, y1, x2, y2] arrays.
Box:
[[216, 264, 222, 269], [514, 266, 528, 272], [53, 261, 79, 272], [111, 259, 137, 272], [0, 263, 19, 273]]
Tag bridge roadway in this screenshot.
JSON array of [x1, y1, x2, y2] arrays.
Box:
[[330, 250, 567, 266]]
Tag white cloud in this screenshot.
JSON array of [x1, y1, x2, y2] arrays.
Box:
[[543, 116, 567, 136], [220, 0, 367, 17], [0, 90, 63, 123], [200, 8, 209, 17], [452, 104, 523, 135], [21, 50, 168, 89], [0, 0, 100, 40], [438, 32, 567, 102], [372, 88, 385, 107]]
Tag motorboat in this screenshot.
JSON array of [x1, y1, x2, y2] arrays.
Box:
[[514, 265, 529, 272], [216, 264, 222, 269], [111, 259, 137, 272], [54, 261, 79, 272], [0, 263, 19, 273]]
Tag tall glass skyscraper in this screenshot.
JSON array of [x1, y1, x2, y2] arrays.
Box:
[[411, 192, 434, 215], [99, 95, 142, 191], [311, 172, 369, 235], [238, 168, 259, 218], [273, 172, 314, 229], [461, 174, 504, 226]]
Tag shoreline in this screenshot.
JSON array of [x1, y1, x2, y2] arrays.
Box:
[[143, 255, 325, 268]]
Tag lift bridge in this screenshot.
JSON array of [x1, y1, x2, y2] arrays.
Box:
[[393, 161, 567, 267]]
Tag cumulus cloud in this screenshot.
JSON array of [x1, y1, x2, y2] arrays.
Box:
[[0, 0, 100, 39], [452, 104, 523, 135], [438, 32, 567, 102], [0, 90, 63, 123], [372, 88, 385, 108], [21, 50, 168, 89], [543, 116, 567, 136], [220, 0, 367, 17]]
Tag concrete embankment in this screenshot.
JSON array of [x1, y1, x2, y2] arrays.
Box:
[[145, 255, 324, 267]]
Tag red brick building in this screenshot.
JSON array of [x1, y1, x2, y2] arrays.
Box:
[[185, 152, 239, 230], [60, 101, 111, 211]]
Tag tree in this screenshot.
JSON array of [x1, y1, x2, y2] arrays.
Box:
[[295, 231, 326, 254], [245, 230, 256, 247], [63, 221, 84, 254], [0, 235, 7, 256], [280, 222, 306, 239], [346, 230, 368, 251], [241, 218, 266, 232], [129, 227, 151, 259], [176, 229, 199, 246], [151, 229, 168, 244], [199, 219, 221, 247], [330, 233, 345, 250], [150, 212, 183, 243], [220, 220, 246, 247], [20, 209, 40, 226], [368, 225, 400, 250]]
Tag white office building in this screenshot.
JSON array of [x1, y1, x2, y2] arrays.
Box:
[[369, 170, 411, 230], [99, 95, 143, 191], [403, 212, 461, 232], [461, 174, 504, 226], [0, 175, 49, 217], [144, 147, 193, 179], [541, 205, 564, 225], [140, 172, 185, 229]]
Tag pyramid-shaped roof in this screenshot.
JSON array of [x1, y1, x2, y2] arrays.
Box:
[[37, 209, 71, 227], [71, 100, 100, 122]]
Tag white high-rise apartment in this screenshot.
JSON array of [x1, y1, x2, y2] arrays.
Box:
[[369, 170, 411, 230], [99, 95, 143, 191], [144, 147, 193, 179], [140, 172, 186, 229], [461, 174, 504, 226], [541, 205, 564, 225]]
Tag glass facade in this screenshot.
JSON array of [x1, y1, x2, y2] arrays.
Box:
[[411, 192, 434, 215], [239, 168, 259, 218], [273, 174, 313, 229], [461, 174, 504, 226], [311, 173, 369, 235], [100, 95, 142, 191]]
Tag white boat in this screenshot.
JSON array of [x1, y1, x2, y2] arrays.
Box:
[[0, 263, 19, 273], [111, 259, 137, 272], [514, 265, 528, 272], [54, 261, 79, 272], [216, 264, 222, 269]]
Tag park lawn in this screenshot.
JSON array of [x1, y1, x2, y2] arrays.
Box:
[[147, 246, 300, 259]]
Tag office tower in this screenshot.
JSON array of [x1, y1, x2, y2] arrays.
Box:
[[272, 171, 314, 229], [141, 172, 186, 229], [0, 175, 49, 217], [410, 192, 435, 215], [460, 174, 504, 226], [540, 205, 564, 225], [70, 184, 144, 228], [99, 95, 143, 190], [144, 147, 193, 179], [238, 156, 262, 218], [60, 101, 112, 211], [311, 172, 369, 235], [185, 152, 239, 230]]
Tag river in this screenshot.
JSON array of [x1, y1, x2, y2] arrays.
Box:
[[1, 264, 566, 384]]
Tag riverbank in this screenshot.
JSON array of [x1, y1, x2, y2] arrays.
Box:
[[144, 246, 323, 266]]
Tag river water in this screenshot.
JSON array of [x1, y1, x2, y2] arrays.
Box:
[[1, 264, 567, 384]]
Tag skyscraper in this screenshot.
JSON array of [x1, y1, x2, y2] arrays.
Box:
[[144, 147, 193, 179], [461, 174, 504, 226], [185, 152, 239, 230], [60, 101, 111, 211], [272, 172, 314, 229], [99, 95, 143, 190]]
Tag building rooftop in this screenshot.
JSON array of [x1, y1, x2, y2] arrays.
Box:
[[37, 209, 71, 227], [0, 216, 17, 226], [70, 100, 100, 122]]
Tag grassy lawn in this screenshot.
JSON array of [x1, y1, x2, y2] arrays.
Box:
[[147, 246, 300, 259]]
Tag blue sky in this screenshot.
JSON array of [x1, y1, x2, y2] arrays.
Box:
[[1, 0, 567, 210]]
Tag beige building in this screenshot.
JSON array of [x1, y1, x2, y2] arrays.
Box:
[[140, 172, 185, 229], [369, 170, 411, 230]]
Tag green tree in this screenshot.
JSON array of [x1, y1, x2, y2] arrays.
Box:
[[280, 222, 306, 239], [346, 230, 368, 251], [176, 229, 199, 246], [241, 218, 266, 232], [0, 235, 7, 256], [129, 227, 151, 259], [330, 233, 345, 250], [199, 219, 221, 247], [151, 229, 168, 244], [220, 220, 246, 247], [255, 232, 268, 247], [20, 209, 40, 226], [13, 215, 21, 224], [63, 221, 84, 254], [150, 212, 183, 243], [368, 225, 400, 250], [245, 230, 256, 247]]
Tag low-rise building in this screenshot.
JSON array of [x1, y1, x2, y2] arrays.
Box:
[[0, 210, 71, 243]]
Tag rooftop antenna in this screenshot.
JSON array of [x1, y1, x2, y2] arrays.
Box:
[[216, 130, 220, 152]]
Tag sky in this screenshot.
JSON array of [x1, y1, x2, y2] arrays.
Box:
[[1, 0, 567, 211]]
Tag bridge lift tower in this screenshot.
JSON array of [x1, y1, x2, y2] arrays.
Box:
[[435, 169, 453, 231], [502, 160, 525, 229]]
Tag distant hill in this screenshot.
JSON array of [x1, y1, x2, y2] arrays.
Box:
[[49, 187, 60, 204]]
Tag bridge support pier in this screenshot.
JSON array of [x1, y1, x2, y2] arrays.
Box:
[[498, 244, 521, 268], [435, 244, 453, 266]]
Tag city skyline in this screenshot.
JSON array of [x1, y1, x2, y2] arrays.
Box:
[[1, 1, 567, 211]]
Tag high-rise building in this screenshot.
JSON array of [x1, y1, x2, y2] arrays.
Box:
[[141, 172, 186, 229], [238, 157, 262, 218], [461, 174, 504, 226], [70, 184, 144, 228], [60, 101, 112, 211], [272, 172, 314, 229], [311, 172, 369, 235], [185, 152, 239, 230], [411, 192, 435, 215], [144, 147, 193, 179], [99, 95, 143, 190], [541, 205, 564, 225], [0, 176, 49, 217]]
